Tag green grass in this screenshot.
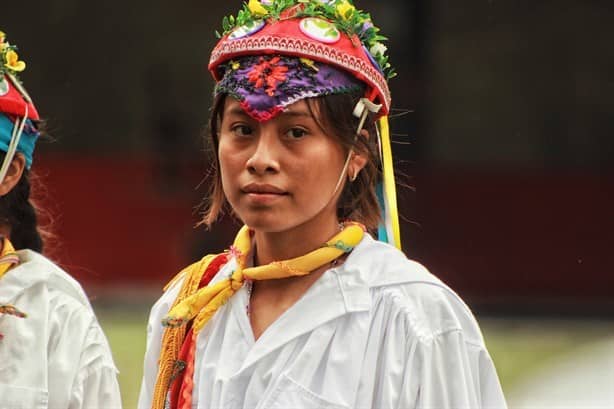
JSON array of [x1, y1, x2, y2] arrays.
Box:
[[481, 317, 614, 392], [97, 308, 614, 408], [98, 308, 149, 409]]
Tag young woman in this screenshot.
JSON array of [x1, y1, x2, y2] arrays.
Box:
[[0, 31, 122, 408], [139, 1, 507, 408]]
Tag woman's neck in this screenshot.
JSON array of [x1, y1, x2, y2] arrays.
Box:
[[247, 213, 344, 340], [252, 215, 340, 266]]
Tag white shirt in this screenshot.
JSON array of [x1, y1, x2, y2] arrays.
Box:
[[139, 234, 506, 409], [0, 250, 122, 409]]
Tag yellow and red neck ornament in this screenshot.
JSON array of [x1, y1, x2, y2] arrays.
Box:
[[0, 31, 40, 181]]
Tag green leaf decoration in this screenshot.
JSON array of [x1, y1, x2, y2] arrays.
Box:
[[325, 28, 338, 38], [313, 19, 331, 29]]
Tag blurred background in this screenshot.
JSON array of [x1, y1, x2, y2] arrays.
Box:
[[3, 0, 614, 407]]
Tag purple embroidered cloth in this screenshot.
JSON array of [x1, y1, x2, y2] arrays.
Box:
[[214, 55, 364, 121]]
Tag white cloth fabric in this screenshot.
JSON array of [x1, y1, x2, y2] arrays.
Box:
[[0, 250, 122, 409], [139, 234, 506, 409]]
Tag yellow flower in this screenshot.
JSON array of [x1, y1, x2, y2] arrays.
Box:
[[336, 0, 355, 20], [4, 50, 26, 72], [300, 58, 319, 72], [0, 31, 5, 43], [230, 60, 241, 70], [248, 0, 268, 17]]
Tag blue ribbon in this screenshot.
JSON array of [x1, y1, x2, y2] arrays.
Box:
[[0, 113, 39, 168]]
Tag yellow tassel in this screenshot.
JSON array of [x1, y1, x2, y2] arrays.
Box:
[[151, 254, 217, 409]]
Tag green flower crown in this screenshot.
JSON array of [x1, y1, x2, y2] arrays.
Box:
[[216, 0, 396, 80], [0, 31, 27, 80]]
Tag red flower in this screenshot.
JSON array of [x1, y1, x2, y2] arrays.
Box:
[[247, 56, 289, 96]]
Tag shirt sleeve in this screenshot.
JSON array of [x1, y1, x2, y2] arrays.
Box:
[[407, 329, 507, 409], [69, 319, 122, 409], [368, 283, 507, 409], [45, 287, 122, 409]]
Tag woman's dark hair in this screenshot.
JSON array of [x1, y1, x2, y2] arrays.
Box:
[[200, 90, 383, 231], [0, 154, 45, 253]]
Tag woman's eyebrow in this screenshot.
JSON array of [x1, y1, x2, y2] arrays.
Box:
[[224, 106, 251, 118], [279, 109, 313, 119]]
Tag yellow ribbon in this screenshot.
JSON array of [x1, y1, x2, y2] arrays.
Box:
[[162, 222, 365, 334], [378, 115, 402, 249]]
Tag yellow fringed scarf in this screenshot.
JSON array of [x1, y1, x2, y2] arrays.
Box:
[[151, 222, 365, 409], [164, 222, 365, 333]]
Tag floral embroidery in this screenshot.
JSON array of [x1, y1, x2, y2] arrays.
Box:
[[215, 54, 364, 121], [211, 36, 390, 113], [247, 56, 289, 97]]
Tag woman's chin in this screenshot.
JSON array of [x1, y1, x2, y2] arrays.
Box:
[[238, 213, 291, 233]]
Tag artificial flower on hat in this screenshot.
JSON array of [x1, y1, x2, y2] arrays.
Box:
[[0, 30, 38, 120]]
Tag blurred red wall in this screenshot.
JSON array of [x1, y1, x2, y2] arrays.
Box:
[[35, 155, 614, 309]]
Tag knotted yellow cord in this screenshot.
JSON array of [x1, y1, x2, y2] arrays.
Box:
[[163, 222, 365, 334]]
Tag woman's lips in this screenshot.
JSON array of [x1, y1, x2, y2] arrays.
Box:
[[241, 183, 288, 205]]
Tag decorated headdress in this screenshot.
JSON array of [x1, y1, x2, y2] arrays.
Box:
[[0, 31, 40, 183], [209, 0, 401, 248]]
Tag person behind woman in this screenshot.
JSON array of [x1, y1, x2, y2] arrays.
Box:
[[139, 1, 507, 408], [0, 31, 122, 408]]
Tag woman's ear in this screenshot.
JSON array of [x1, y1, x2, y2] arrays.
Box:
[[347, 129, 369, 181], [0, 153, 26, 196]]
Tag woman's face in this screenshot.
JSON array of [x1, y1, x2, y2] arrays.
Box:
[[218, 97, 347, 233]]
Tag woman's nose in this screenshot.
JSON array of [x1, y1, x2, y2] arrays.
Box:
[[245, 132, 280, 175]]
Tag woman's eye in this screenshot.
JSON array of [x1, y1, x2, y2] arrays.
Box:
[[286, 128, 307, 139], [232, 125, 253, 137]]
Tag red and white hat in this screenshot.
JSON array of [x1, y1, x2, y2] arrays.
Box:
[[208, 1, 394, 118]]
